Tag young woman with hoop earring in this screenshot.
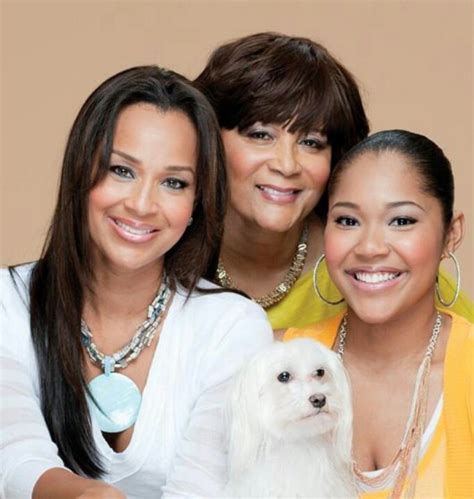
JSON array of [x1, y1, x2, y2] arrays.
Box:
[[287, 130, 472, 498]]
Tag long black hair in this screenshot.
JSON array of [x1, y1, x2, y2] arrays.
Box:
[[18, 66, 226, 477]]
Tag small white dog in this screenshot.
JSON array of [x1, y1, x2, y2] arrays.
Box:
[[225, 338, 357, 498]]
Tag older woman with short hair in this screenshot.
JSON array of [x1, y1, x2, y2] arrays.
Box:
[[196, 32, 473, 333]]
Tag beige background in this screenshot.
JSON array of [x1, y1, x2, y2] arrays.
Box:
[[1, 0, 473, 297]]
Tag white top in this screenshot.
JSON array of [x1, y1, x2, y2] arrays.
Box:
[[0, 264, 273, 499]]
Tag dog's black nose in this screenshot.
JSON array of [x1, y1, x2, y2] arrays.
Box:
[[309, 394, 326, 408]]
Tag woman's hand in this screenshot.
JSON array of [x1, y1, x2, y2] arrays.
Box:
[[33, 468, 126, 499]]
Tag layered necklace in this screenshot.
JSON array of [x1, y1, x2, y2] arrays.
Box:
[[337, 312, 442, 499], [216, 222, 309, 309], [81, 274, 172, 433]]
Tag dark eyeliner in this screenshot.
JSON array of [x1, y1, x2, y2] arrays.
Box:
[[335, 216, 358, 227], [391, 216, 417, 226], [109, 165, 134, 179]]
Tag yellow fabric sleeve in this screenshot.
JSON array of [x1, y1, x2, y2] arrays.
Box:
[[437, 268, 474, 322], [266, 260, 344, 329]]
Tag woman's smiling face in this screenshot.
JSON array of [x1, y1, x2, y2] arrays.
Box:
[[324, 150, 450, 324], [222, 122, 331, 232], [87, 103, 198, 274]]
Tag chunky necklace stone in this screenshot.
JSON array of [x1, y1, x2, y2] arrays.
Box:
[[81, 274, 171, 433], [337, 312, 442, 498], [216, 222, 309, 309]]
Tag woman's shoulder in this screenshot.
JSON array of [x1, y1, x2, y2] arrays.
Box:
[[284, 312, 344, 348], [0, 262, 35, 310], [179, 278, 268, 318], [267, 266, 346, 330], [1, 261, 35, 281], [445, 311, 473, 375], [445, 310, 473, 346], [437, 269, 474, 322], [169, 279, 273, 376], [1, 263, 36, 358], [443, 309, 473, 405], [173, 278, 272, 342]]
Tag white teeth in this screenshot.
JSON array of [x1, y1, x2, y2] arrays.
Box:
[[115, 219, 154, 235], [258, 186, 296, 196], [355, 271, 399, 284]]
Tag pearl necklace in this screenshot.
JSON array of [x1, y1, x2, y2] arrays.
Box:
[[81, 274, 171, 433], [337, 312, 442, 498], [216, 222, 309, 309]]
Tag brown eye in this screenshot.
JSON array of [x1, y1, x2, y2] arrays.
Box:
[[277, 371, 291, 383], [315, 369, 325, 378]]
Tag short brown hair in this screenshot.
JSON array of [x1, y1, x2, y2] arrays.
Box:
[[195, 32, 370, 170]]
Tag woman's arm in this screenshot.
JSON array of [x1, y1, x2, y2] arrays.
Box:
[[0, 344, 121, 499], [0, 268, 121, 499]]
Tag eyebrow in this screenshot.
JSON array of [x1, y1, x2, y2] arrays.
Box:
[[112, 149, 139, 163], [309, 130, 328, 140], [330, 201, 426, 211], [329, 202, 358, 210], [111, 149, 196, 177], [387, 201, 426, 211], [166, 165, 196, 177]]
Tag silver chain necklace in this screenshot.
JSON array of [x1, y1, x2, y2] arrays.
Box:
[[336, 312, 442, 360], [81, 274, 171, 373]]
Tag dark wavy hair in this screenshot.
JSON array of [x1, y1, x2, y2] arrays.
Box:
[[16, 66, 226, 477], [195, 32, 369, 215], [328, 129, 455, 229]]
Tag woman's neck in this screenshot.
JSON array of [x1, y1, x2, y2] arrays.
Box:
[[221, 210, 323, 272], [222, 212, 303, 267], [85, 259, 164, 324], [343, 300, 442, 368]]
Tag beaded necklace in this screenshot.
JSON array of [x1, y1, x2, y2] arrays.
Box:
[[337, 312, 442, 498], [216, 222, 309, 309], [81, 274, 171, 433]]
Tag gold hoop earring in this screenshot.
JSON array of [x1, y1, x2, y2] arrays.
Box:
[[436, 251, 461, 308], [312, 253, 344, 305]]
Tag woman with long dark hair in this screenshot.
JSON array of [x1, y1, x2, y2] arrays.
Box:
[[195, 32, 473, 334], [0, 66, 272, 498]]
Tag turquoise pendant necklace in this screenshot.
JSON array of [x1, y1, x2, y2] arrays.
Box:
[[81, 274, 171, 433]]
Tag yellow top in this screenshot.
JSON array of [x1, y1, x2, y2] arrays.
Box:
[[285, 311, 474, 498], [267, 261, 473, 329]]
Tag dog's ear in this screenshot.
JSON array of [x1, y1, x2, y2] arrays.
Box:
[[226, 354, 265, 480], [331, 355, 354, 466]]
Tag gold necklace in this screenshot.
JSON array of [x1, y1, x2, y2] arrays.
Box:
[[337, 312, 442, 498], [216, 222, 309, 309]]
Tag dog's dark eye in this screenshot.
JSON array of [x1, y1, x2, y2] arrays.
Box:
[[315, 369, 325, 378], [277, 371, 291, 383]]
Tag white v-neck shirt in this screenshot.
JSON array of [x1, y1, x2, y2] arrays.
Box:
[[0, 264, 273, 498]]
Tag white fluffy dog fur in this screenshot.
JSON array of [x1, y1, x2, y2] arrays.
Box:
[[225, 338, 357, 498]]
